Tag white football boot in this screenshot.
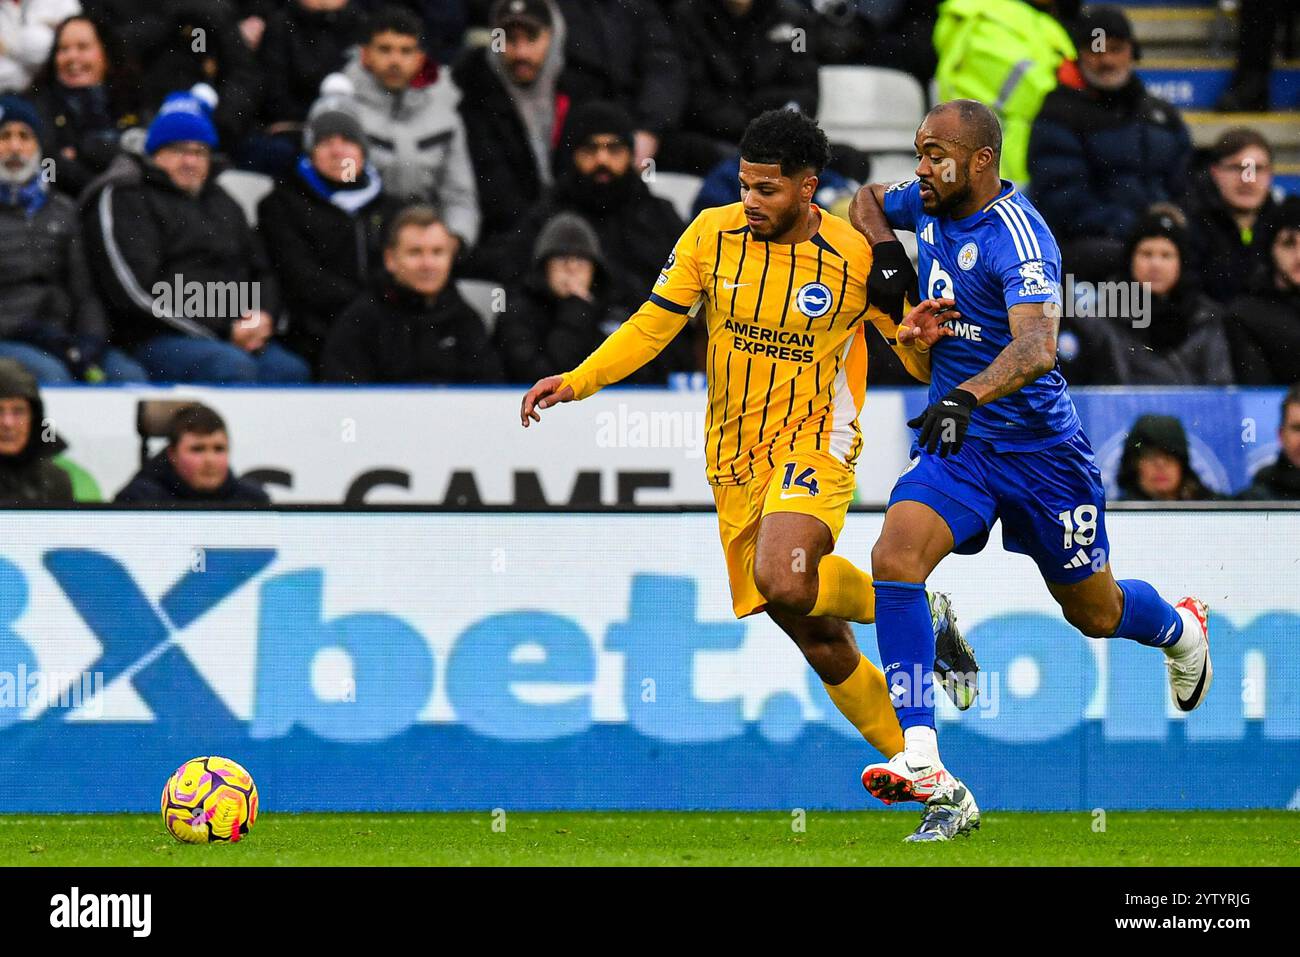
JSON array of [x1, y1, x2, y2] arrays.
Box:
[[904, 776, 981, 842], [861, 750, 952, 805], [1166, 597, 1213, 712]]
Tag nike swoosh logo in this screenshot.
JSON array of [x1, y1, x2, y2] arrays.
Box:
[[1176, 657, 1210, 711], [721, 280, 750, 289]]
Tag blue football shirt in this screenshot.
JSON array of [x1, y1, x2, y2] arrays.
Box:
[[883, 179, 1081, 451]]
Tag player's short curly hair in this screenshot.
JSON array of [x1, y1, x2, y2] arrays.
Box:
[[739, 109, 831, 177]]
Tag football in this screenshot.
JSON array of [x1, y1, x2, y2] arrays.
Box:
[[161, 756, 259, 844]]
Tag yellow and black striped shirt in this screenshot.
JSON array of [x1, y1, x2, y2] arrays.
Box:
[[558, 203, 930, 485]]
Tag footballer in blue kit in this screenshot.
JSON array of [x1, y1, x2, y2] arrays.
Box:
[[846, 100, 1214, 842]]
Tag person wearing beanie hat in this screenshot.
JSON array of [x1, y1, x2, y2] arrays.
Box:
[[494, 210, 624, 382], [1225, 195, 1300, 385], [145, 84, 219, 156], [1029, 5, 1191, 283], [1117, 413, 1219, 502], [485, 99, 687, 381], [257, 74, 398, 372], [1055, 203, 1234, 385], [0, 93, 148, 385], [80, 84, 312, 384], [0, 358, 74, 505]]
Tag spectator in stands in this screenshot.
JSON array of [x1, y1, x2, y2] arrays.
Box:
[[1238, 386, 1300, 501], [453, 0, 566, 265], [0, 358, 73, 504], [495, 102, 686, 326], [332, 6, 479, 247], [258, 89, 395, 372], [1184, 128, 1281, 306], [0, 95, 145, 383], [245, 0, 365, 177], [354, 0, 469, 65], [1056, 207, 1233, 386], [127, 2, 263, 149], [82, 86, 310, 384], [114, 402, 270, 504], [29, 15, 143, 200], [321, 205, 503, 383], [1029, 5, 1192, 283], [933, 0, 1075, 185], [1117, 414, 1218, 502], [0, 0, 81, 93], [803, 0, 939, 86], [664, 0, 819, 175], [1216, 0, 1292, 112], [554, 0, 685, 172], [495, 211, 623, 383], [1225, 196, 1300, 386]]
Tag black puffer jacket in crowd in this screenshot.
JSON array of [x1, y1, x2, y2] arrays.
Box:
[[1225, 283, 1300, 385], [1237, 452, 1300, 501], [257, 1, 365, 124], [321, 277, 504, 384], [81, 154, 281, 348], [1183, 169, 1280, 305], [670, 0, 818, 144], [257, 168, 397, 368], [554, 0, 686, 135], [114, 449, 270, 504], [1029, 76, 1192, 242], [494, 169, 685, 309], [30, 82, 144, 200], [0, 359, 74, 506], [1056, 283, 1234, 386], [0, 189, 107, 346], [452, 45, 554, 255]]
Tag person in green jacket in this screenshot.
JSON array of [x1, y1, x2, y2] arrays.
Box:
[[932, 0, 1075, 184]]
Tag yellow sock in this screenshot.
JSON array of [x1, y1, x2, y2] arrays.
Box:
[[809, 554, 876, 623], [824, 654, 905, 758]]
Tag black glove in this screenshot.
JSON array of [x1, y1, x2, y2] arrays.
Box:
[[867, 239, 918, 324], [908, 388, 977, 457]]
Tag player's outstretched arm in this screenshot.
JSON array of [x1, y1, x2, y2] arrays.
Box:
[[520, 375, 576, 427], [958, 302, 1058, 405]]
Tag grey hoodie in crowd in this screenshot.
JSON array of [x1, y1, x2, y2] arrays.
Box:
[[485, 0, 567, 187], [337, 53, 480, 245]]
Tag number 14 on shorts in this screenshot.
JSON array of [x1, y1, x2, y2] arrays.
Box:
[[781, 463, 820, 498]]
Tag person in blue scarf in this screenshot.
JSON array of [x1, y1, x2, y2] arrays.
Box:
[[258, 84, 399, 372], [0, 94, 146, 384]]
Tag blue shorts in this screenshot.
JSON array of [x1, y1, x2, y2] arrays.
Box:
[[889, 430, 1110, 585]]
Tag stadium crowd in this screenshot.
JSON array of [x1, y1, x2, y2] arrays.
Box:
[[0, 0, 1295, 503]]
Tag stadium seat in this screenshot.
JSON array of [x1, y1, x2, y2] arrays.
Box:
[[818, 66, 926, 152], [135, 398, 200, 468], [216, 170, 275, 227], [457, 279, 502, 334], [647, 171, 703, 222]]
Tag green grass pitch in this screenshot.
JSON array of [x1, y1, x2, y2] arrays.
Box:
[[2, 811, 1296, 866]]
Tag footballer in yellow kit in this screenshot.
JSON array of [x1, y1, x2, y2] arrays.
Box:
[[520, 109, 977, 765]]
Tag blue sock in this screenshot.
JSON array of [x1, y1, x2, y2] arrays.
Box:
[[873, 580, 935, 730], [1112, 579, 1183, 648]]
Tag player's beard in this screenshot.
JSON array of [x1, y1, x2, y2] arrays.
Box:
[[926, 180, 972, 217], [750, 203, 801, 241]]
